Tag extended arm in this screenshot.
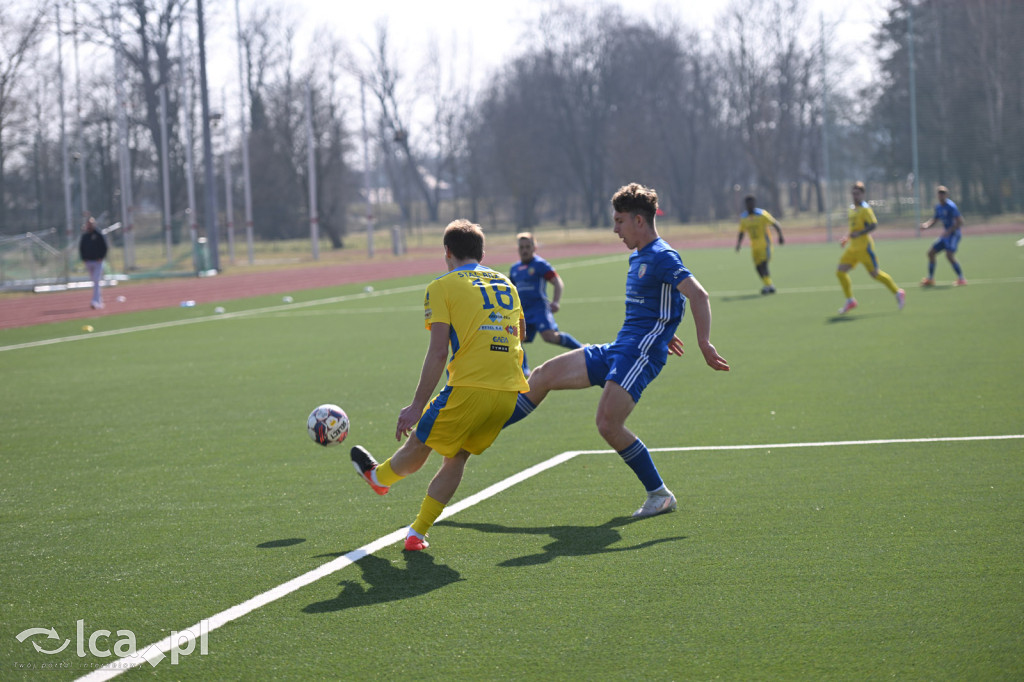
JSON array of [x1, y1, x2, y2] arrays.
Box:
[[677, 277, 729, 371], [396, 322, 450, 440], [735, 231, 744, 251], [773, 221, 785, 245], [548, 273, 564, 313]]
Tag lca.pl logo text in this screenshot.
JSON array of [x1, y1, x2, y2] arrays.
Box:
[[16, 619, 210, 667]]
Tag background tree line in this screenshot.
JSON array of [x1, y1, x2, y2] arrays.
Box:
[[0, 0, 1021, 253]]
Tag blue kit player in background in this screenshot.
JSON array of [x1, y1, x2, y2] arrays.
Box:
[[509, 232, 582, 375], [920, 185, 967, 286], [505, 183, 730, 518]]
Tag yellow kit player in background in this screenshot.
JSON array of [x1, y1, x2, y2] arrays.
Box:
[[736, 195, 784, 294], [836, 181, 905, 315], [350, 219, 529, 551]]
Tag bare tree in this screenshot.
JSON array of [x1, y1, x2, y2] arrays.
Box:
[[0, 2, 47, 232]]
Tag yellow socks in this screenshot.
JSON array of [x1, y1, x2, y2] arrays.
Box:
[[373, 459, 404, 487], [410, 494, 445, 537]]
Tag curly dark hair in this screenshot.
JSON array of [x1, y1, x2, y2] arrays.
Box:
[[611, 183, 659, 225]]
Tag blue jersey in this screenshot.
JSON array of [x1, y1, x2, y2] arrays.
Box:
[[613, 238, 692, 366], [933, 199, 962, 232], [509, 256, 555, 318]]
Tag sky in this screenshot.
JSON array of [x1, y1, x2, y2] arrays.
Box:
[[227, 0, 890, 88]]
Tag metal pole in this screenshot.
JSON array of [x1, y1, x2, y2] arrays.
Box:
[[820, 13, 833, 243], [361, 79, 374, 258], [234, 0, 254, 264], [180, 22, 199, 272], [908, 4, 922, 235], [56, 1, 74, 280], [160, 85, 173, 264], [72, 0, 87, 216], [305, 82, 319, 260], [223, 91, 235, 265], [113, 7, 134, 271], [196, 0, 220, 271]]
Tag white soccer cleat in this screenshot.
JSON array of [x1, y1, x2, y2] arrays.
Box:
[[632, 489, 677, 519]]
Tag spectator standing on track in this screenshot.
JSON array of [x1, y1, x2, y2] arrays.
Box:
[[79, 216, 108, 310]]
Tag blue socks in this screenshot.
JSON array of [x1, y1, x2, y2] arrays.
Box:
[[559, 332, 582, 349], [504, 394, 536, 427], [618, 439, 663, 492], [928, 261, 936, 278], [952, 261, 963, 277]]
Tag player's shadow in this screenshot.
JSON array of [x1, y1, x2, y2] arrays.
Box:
[[826, 311, 895, 324], [302, 552, 463, 614], [720, 293, 765, 303], [436, 516, 686, 567]]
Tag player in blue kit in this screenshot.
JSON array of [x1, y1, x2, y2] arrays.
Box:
[[505, 183, 730, 518], [920, 185, 967, 286], [509, 232, 582, 375]]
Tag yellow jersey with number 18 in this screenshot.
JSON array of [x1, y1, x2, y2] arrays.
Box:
[[424, 264, 530, 393]]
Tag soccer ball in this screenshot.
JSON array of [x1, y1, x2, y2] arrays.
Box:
[[307, 404, 350, 446]]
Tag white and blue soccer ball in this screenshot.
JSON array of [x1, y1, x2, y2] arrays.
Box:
[[307, 404, 350, 446]]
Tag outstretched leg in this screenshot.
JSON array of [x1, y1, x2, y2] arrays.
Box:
[[504, 348, 590, 426]]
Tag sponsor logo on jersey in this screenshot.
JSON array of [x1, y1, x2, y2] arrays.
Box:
[[492, 336, 509, 343], [425, 308, 432, 320], [625, 296, 645, 304], [488, 311, 503, 323], [490, 344, 509, 352], [505, 325, 518, 336], [480, 324, 503, 331]]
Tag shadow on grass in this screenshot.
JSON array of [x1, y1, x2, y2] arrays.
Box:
[[825, 310, 899, 323], [302, 552, 464, 614], [256, 538, 306, 548], [720, 293, 765, 303], [437, 515, 685, 567]]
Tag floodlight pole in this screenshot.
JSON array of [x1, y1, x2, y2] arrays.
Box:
[[196, 0, 220, 271], [305, 83, 319, 260], [820, 13, 833, 243], [908, 4, 923, 236], [160, 85, 173, 264], [361, 78, 374, 259], [234, 0, 254, 264], [56, 1, 74, 276]]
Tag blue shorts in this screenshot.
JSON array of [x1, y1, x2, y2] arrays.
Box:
[[932, 232, 961, 253], [583, 343, 664, 404], [523, 306, 557, 342]]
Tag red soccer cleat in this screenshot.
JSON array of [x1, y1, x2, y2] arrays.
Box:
[[404, 535, 429, 551]]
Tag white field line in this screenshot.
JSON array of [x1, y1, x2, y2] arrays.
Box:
[[77, 433, 1023, 681], [0, 284, 423, 353], [5, 272, 1023, 352]]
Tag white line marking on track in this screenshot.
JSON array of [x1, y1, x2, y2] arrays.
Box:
[[77, 433, 1023, 681], [0, 284, 423, 353]]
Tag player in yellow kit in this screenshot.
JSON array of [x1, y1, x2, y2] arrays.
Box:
[[350, 219, 529, 551], [836, 181, 905, 315], [736, 195, 784, 294]]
